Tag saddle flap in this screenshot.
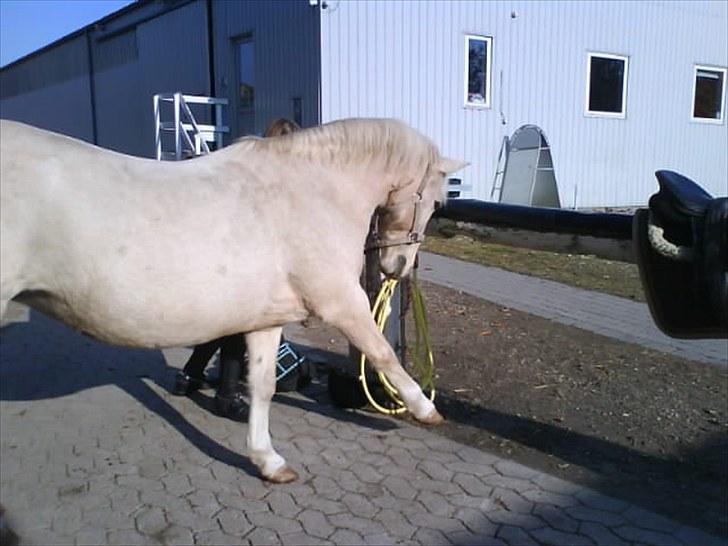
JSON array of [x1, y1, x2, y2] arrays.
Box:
[[651, 170, 714, 220]]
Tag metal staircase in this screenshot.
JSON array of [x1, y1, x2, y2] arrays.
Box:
[[153, 93, 229, 161]]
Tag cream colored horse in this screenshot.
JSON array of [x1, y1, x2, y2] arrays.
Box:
[[0, 118, 466, 482]]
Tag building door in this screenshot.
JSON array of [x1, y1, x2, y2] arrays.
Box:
[[235, 37, 255, 137]]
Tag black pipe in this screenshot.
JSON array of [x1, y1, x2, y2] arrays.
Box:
[[435, 200, 633, 241]]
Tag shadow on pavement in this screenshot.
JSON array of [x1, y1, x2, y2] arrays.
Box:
[[0, 310, 396, 482], [436, 391, 728, 538]]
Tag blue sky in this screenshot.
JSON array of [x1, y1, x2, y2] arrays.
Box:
[[0, 0, 135, 67]]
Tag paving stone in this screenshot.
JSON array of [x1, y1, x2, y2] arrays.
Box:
[[383, 476, 418, 500], [529, 473, 582, 495], [612, 525, 684, 546], [165, 509, 219, 534], [217, 491, 268, 514], [413, 527, 453, 545], [363, 531, 400, 545], [418, 460, 455, 482], [483, 474, 535, 494], [406, 512, 467, 535], [621, 505, 680, 533], [495, 460, 538, 480], [417, 490, 455, 517], [497, 524, 540, 546], [454, 507, 501, 535], [140, 489, 190, 514], [49, 503, 83, 535], [486, 510, 545, 531], [305, 496, 348, 516], [529, 527, 596, 545], [281, 531, 335, 545], [522, 488, 580, 508], [449, 529, 507, 546], [299, 508, 335, 539], [350, 462, 385, 483], [154, 524, 194, 545], [533, 503, 579, 533], [246, 527, 281, 545], [341, 492, 379, 519], [453, 472, 493, 497], [216, 508, 253, 536], [187, 489, 223, 518], [75, 528, 108, 546], [265, 490, 301, 519], [329, 513, 386, 535], [574, 490, 629, 513], [107, 529, 150, 545], [456, 445, 501, 466], [329, 528, 366, 545], [674, 525, 728, 546], [374, 509, 418, 539], [565, 505, 627, 527], [195, 529, 246, 545], [135, 505, 167, 535], [578, 522, 631, 546], [248, 511, 303, 535], [491, 489, 535, 514]]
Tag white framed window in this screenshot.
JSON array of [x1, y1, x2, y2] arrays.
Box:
[[585, 52, 629, 118], [464, 34, 492, 108], [692, 65, 726, 124]]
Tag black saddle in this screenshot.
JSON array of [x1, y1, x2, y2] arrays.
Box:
[[635, 170, 727, 339]]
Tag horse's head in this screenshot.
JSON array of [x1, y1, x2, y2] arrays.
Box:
[[376, 156, 468, 278]]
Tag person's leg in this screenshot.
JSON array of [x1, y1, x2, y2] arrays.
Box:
[[172, 338, 221, 395], [214, 334, 248, 419]]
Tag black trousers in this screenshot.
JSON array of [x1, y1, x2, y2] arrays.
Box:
[[183, 334, 247, 395]]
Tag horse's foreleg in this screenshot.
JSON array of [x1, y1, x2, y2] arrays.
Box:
[[245, 326, 298, 483], [321, 286, 443, 424]]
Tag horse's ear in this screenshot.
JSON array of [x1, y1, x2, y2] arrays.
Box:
[[437, 157, 469, 174]]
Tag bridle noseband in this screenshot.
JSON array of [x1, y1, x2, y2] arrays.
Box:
[[365, 177, 430, 252]]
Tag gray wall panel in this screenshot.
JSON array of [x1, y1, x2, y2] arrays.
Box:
[[92, 1, 210, 157], [320, 0, 727, 207], [212, 0, 320, 139], [0, 35, 94, 142]]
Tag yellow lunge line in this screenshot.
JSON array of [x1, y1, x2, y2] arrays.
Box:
[[359, 277, 435, 415]]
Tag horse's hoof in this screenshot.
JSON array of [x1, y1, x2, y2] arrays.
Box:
[[267, 466, 299, 484], [417, 408, 444, 426]]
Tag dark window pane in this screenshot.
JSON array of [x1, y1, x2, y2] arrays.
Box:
[[589, 56, 625, 113], [238, 41, 254, 110], [467, 38, 488, 105], [694, 69, 724, 119]]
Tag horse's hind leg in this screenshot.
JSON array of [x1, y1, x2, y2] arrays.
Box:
[[245, 326, 298, 483], [319, 284, 443, 424]]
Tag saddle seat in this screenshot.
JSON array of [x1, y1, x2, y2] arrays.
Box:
[[651, 170, 714, 221]]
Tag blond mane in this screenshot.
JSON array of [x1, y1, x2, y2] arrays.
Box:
[[234, 118, 439, 175]]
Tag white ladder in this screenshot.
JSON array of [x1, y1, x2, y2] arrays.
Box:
[[489, 135, 510, 202], [153, 93, 229, 161]]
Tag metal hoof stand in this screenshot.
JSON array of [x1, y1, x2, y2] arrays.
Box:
[[276, 341, 307, 388]]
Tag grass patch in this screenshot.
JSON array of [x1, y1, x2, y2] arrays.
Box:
[[422, 229, 645, 302]]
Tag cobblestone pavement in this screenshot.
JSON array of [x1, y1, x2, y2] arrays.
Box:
[[1, 305, 725, 546]]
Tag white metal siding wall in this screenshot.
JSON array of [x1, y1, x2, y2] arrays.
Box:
[[212, 0, 321, 139], [320, 1, 727, 207]]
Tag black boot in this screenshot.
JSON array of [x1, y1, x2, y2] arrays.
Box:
[[213, 335, 247, 420], [171, 338, 222, 396]]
